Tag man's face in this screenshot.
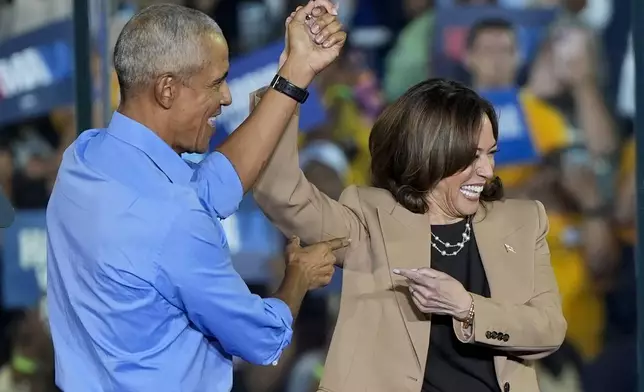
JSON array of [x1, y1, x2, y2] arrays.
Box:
[[170, 33, 232, 154], [466, 28, 518, 89]]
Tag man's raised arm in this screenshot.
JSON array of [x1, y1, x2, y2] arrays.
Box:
[[217, 0, 345, 193]]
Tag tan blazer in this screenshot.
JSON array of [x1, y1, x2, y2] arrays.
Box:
[[251, 90, 567, 392]]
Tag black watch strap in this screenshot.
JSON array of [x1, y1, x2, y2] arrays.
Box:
[[270, 74, 309, 104]]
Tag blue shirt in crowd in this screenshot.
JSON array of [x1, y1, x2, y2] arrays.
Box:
[[46, 112, 293, 392]]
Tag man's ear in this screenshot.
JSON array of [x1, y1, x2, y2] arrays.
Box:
[[154, 74, 177, 109]]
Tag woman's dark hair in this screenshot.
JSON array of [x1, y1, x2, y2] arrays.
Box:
[[369, 78, 504, 214]]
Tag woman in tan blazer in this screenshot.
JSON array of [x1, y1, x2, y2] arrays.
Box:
[[253, 78, 566, 392]]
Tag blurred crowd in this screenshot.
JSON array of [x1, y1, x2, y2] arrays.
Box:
[[0, 0, 638, 391]]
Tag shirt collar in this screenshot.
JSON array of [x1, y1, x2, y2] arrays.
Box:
[[106, 112, 194, 185]]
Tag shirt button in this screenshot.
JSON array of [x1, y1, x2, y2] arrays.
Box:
[[272, 360, 278, 366]]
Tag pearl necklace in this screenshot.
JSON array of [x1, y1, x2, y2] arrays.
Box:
[[430, 222, 471, 256]]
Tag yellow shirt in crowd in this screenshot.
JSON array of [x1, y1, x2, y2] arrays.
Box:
[[547, 213, 604, 359], [493, 90, 603, 360], [323, 84, 372, 186], [494, 90, 570, 187]]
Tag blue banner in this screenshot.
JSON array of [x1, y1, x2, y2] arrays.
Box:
[[210, 41, 327, 149], [2, 210, 47, 309], [0, 20, 74, 127], [479, 88, 538, 166], [221, 196, 285, 284], [432, 6, 556, 80]]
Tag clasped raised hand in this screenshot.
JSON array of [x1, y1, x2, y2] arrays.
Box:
[[278, 0, 347, 86]]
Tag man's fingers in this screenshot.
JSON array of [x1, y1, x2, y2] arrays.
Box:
[[309, 12, 330, 32], [321, 31, 346, 48], [310, 13, 337, 35], [286, 235, 301, 253], [316, 21, 343, 45], [324, 237, 351, 251], [324, 252, 337, 265]]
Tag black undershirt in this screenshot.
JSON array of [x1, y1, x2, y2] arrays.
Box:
[[422, 219, 500, 392]]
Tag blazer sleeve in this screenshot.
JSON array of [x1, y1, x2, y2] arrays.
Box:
[[453, 200, 567, 360], [251, 88, 368, 265]]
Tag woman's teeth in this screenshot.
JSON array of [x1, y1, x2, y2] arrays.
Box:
[[460, 185, 483, 199]]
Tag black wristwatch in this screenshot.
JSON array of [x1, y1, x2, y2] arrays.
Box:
[[270, 74, 309, 104]]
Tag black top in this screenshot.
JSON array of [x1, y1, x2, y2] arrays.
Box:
[[422, 219, 500, 392]]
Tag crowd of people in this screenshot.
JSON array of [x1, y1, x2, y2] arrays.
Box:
[[0, 0, 637, 391]]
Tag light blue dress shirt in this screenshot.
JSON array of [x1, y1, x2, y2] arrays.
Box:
[[46, 112, 293, 392]]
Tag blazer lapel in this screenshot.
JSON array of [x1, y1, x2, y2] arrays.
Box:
[[378, 204, 431, 371]]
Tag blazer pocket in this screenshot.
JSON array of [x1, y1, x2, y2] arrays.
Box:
[[370, 305, 421, 391]]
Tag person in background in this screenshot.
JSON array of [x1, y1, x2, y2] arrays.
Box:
[[286, 293, 340, 392], [300, 140, 349, 200], [463, 17, 573, 190], [511, 148, 617, 362], [580, 136, 637, 392], [614, 137, 635, 254], [465, 15, 617, 367], [313, 50, 381, 186], [382, 0, 435, 102], [0, 310, 55, 392], [527, 0, 618, 173]]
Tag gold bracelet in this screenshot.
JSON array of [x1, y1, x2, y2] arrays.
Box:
[[461, 294, 475, 329]]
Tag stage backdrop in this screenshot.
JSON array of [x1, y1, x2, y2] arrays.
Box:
[[0, 20, 74, 127]]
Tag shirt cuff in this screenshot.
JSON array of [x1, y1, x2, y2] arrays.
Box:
[[452, 317, 474, 343], [199, 151, 244, 219], [264, 297, 294, 329], [262, 297, 294, 365]]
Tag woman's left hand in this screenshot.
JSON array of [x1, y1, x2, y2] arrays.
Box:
[[393, 268, 472, 320]]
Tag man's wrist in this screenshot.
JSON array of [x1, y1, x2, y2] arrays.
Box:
[[273, 264, 310, 319], [279, 57, 314, 89]]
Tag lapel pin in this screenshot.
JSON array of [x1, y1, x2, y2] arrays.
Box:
[[504, 244, 516, 253]]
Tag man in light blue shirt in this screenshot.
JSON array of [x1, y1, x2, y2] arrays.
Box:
[[46, 3, 346, 391]]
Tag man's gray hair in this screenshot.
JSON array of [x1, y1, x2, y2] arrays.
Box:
[[113, 4, 222, 98]]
